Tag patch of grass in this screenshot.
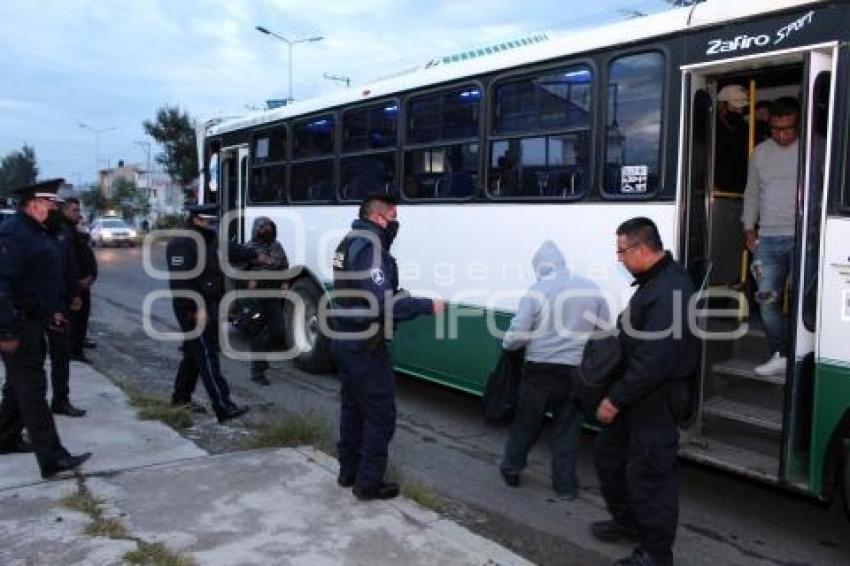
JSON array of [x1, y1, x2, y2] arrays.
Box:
[[103, 374, 192, 431], [62, 480, 130, 539], [85, 516, 129, 539], [127, 391, 193, 430], [61, 489, 102, 517], [400, 479, 447, 514], [62, 477, 192, 565], [245, 413, 331, 450], [123, 541, 196, 566]]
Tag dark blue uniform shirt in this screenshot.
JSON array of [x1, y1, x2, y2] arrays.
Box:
[[0, 211, 65, 339], [165, 224, 257, 316], [332, 219, 432, 337]]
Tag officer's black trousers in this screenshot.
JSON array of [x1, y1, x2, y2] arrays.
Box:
[[0, 319, 66, 468], [47, 325, 70, 405], [69, 288, 91, 355], [172, 312, 233, 416], [333, 340, 396, 491], [595, 384, 682, 565]]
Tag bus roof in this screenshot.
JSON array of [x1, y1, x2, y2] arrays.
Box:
[[208, 0, 823, 137]]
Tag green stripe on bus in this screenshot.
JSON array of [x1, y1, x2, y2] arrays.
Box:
[[390, 303, 511, 395], [810, 361, 850, 495]]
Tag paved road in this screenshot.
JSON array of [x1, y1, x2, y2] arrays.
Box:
[[83, 243, 849, 565]]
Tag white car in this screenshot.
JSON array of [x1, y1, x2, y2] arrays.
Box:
[[90, 217, 137, 247]]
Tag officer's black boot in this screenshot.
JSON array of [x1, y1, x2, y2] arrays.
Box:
[[352, 481, 400, 501], [41, 452, 92, 479], [52, 400, 87, 418], [216, 405, 250, 424]]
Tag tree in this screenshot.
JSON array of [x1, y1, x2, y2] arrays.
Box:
[[79, 187, 109, 219], [0, 144, 38, 197], [111, 177, 149, 221], [142, 106, 198, 200], [664, 0, 705, 6]]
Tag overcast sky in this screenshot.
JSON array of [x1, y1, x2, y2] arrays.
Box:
[[0, 0, 676, 185]]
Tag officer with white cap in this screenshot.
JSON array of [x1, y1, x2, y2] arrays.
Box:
[[0, 179, 91, 478]]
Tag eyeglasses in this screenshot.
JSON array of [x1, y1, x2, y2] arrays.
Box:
[[616, 242, 641, 256]]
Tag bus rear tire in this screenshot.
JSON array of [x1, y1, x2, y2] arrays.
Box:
[[287, 278, 334, 374]]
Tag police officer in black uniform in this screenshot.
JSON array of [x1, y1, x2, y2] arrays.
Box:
[[166, 204, 267, 423], [46, 197, 86, 417], [64, 197, 98, 363], [0, 179, 92, 478], [331, 195, 444, 500], [593, 217, 698, 566]]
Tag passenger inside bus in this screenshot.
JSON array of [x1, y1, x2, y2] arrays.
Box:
[[714, 84, 749, 195]]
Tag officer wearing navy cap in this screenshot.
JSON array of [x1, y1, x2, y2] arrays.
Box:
[[166, 202, 269, 422], [0, 179, 91, 478], [331, 194, 445, 500]]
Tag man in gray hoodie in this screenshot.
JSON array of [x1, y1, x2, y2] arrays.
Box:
[[500, 241, 609, 498], [245, 216, 289, 385]]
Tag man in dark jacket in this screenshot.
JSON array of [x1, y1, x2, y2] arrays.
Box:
[[593, 217, 698, 566], [45, 200, 85, 417], [166, 204, 267, 423], [331, 195, 444, 500], [63, 198, 98, 362], [0, 179, 91, 478]]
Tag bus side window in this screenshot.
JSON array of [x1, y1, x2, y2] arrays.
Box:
[[403, 86, 480, 200], [488, 64, 593, 200], [603, 51, 665, 198]]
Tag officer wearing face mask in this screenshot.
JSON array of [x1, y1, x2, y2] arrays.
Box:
[[331, 194, 445, 501], [244, 216, 289, 385]]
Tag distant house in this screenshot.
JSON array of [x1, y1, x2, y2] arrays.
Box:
[[98, 160, 184, 224]]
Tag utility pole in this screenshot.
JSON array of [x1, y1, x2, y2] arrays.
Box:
[[79, 123, 116, 185], [255, 26, 324, 102], [135, 140, 153, 224]]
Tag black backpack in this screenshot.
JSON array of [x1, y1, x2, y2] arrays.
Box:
[[481, 348, 524, 426], [576, 332, 622, 416]]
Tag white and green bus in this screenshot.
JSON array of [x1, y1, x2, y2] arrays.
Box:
[[199, 0, 850, 514]]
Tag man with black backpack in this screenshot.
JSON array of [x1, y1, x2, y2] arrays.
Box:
[[499, 240, 608, 500], [593, 217, 698, 566]]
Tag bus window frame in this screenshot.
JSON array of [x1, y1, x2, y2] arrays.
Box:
[[288, 111, 339, 205], [834, 45, 850, 216], [400, 80, 485, 203], [338, 151, 400, 203], [203, 138, 221, 205], [247, 122, 289, 205], [598, 47, 669, 201], [341, 98, 401, 154], [484, 57, 598, 203], [338, 98, 401, 203]]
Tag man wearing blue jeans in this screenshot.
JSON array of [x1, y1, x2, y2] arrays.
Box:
[[500, 240, 608, 499], [742, 97, 800, 377]]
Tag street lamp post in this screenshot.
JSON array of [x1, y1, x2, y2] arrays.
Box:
[[79, 123, 116, 184], [255, 26, 323, 103], [135, 140, 153, 224]]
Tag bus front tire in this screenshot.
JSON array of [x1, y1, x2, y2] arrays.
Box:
[[287, 278, 334, 374]]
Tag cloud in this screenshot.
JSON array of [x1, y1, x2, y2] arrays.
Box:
[[0, 0, 670, 181]]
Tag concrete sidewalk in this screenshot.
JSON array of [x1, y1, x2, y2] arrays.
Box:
[[0, 362, 531, 565]]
